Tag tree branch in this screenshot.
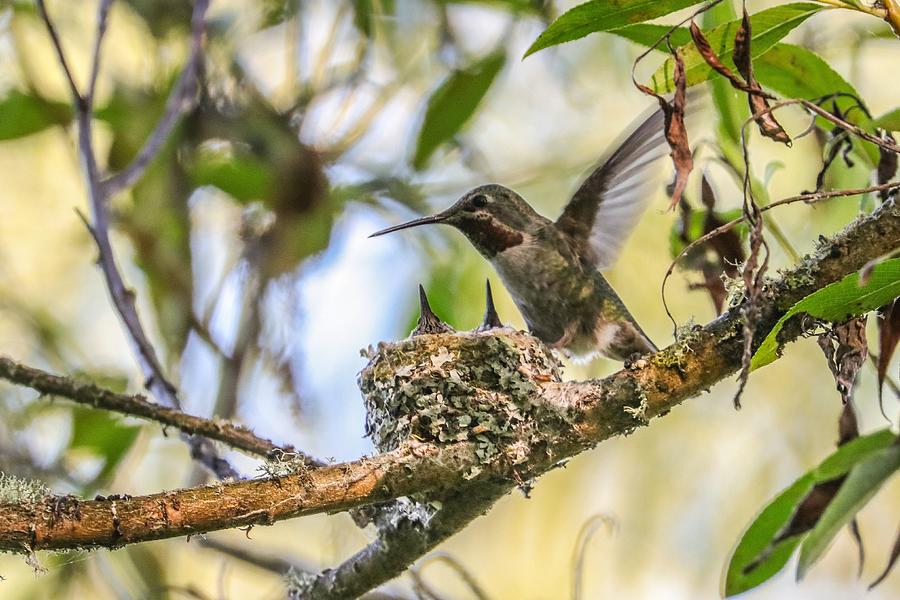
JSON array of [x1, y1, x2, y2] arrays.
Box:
[[101, 0, 209, 197], [36, 0, 236, 479], [0, 200, 895, 562], [0, 356, 324, 466]]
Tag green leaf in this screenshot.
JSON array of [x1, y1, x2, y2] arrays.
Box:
[[815, 429, 900, 480], [754, 43, 878, 166], [647, 3, 824, 94], [435, 0, 544, 15], [68, 407, 141, 488], [752, 257, 900, 370], [725, 429, 897, 596], [725, 474, 813, 597], [699, 0, 746, 151], [608, 23, 691, 49], [523, 0, 701, 58], [188, 150, 276, 202], [755, 44, 856, 99], [412, 52, 505, 170], [874, 107, 900, 131], [0, 91, 71, 140], [260, 0, 299, 28], [797, 444, 900, 579]]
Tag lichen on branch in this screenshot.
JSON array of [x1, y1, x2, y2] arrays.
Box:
[[361, 329, 566, 467]]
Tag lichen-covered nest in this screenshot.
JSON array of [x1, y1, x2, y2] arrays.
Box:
[[359, 328, 567, 469]]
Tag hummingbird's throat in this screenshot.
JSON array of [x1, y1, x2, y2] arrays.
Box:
[[459, 216, 524, 257]]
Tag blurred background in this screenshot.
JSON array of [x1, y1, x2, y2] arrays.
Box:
[[0, 0, 898, 598]]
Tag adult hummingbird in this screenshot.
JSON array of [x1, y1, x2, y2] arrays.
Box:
[[370, 108, 667, 361]]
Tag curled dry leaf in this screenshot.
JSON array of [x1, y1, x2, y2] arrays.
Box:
[[817, 317, 868, 405], [733, 9, 790, 145], [734, 201, 767, 410], [869, 520, 900, 589], [876, 299, 900, 409], [688, 21, 746, 91], [635, 43, 692, 210], [687, 12, 788, 145], [701, 176, 744, 281]]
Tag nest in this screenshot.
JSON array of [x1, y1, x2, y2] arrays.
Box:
[[359, 328, 565, 468]]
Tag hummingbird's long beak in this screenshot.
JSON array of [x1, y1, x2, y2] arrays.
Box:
[[368, 213, 448, 238]]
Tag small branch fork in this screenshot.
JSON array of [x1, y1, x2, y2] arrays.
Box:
[[33, 0, 244, 479], [0, 199, 896, 598]]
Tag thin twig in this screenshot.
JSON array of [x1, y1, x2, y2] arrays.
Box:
[[661, 182, 900, 323], [37, 0, 240, 480], [571, 515, 617, 600], [102, 0, 209, 196], [34, 0, 83, 106], [0, 355, 324, 466], [198, 537, 313, 575], [86, 0, 113, 105], [415, 553, 490, 600]]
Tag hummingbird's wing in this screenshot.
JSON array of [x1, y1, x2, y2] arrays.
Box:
[[555, 107, 668, 270]]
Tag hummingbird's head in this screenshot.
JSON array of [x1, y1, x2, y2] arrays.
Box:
[[369, 184, 538, 257]]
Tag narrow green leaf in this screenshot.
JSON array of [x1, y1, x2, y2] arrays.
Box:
[[874, 107, 900, 131], [608, 23, 691, 49], [754, 43, 878, 166], [700, 0, 745, 149], [752, 258, 900, 370], [412, 52, 505, 170], [815, 429, 900, 481], [0, 91, 71, 140], [725, 429, 896, 596], [755, 44, 856, 99], [523, 0, 701, 58], [647, 3, 824, 94], [725, 474, 814, 597], [797, 444, 900, 579]]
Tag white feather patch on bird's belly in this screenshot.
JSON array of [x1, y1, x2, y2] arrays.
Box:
[[558, 321, 621, 364]]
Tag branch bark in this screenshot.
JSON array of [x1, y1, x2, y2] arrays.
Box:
[[0, 199, 895, 562]]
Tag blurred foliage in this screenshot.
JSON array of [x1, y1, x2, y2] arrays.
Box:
[[413, 50, 506, 169], [0, 90, 71, 140], [725, 429, 897, 596], [0, 0, 898, 598]]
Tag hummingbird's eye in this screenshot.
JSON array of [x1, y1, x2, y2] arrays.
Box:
[[471, 194, 488, 208]]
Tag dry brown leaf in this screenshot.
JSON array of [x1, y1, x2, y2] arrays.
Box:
[[689, 20, 747, 91], [818, 318, 868, 405], [877, 299, 900, 409], [635, 43, 693, 211], [733, 9, 790, 145]]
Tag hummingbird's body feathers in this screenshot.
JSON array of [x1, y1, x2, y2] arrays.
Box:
[[556, 107, 668, 270], [491, 221, 656, 361], [369, 107, 666, 361]]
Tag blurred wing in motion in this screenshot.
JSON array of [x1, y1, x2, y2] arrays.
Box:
[[555, 107, 669, 270]]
